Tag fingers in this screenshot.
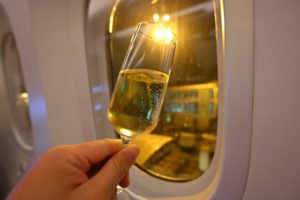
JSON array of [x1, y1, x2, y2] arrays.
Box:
[[119, 173, 130, 188], [111, 189, 117, 200], [84, 145, 140, 198], [72, 139, 124, 172]]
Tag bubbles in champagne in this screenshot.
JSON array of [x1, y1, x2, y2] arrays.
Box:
[[108, 68, 169, 139]]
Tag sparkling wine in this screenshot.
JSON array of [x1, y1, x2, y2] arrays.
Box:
[[108, 68, 169, 139]]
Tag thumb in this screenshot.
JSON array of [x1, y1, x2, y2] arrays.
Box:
[[85, 144, 140, 198]]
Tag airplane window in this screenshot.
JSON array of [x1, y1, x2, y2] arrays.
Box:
[[2, 33, 33, 151], [87, 0, 218, 182]]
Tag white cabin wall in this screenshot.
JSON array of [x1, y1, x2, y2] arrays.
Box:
[[27, 0, 97, 146], [243, 0, 300, 199]]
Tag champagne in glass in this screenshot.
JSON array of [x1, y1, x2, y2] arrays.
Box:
[[108, 22, 176, 144]]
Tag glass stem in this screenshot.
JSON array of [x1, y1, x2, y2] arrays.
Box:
[[121, 136, 131, 144]]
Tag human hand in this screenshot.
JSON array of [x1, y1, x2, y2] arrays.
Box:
[[6, 139, 140, 200]]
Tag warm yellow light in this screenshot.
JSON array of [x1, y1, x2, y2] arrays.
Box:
[[151, 0, 159, 4], [20, 92, 28, 99], [19, 92, 29, 104], [153, 28, 174, 44], [109, 6, 117, 33], [153, 13, 160, 22], [163, 14, 170, 22]]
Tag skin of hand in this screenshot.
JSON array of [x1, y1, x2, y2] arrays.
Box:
[[6, 139, 140, 200]]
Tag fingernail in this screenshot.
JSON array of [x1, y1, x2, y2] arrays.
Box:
[[126, 144, 140, 163]]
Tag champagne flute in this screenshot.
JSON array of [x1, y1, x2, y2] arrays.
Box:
[[108, 22, 176, 145], [107, 22, 176, 199]]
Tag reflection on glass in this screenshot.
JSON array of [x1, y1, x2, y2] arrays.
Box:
[[106, 0, 218, 181]]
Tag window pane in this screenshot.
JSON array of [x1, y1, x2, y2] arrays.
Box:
[[87, 0, 218, 182]]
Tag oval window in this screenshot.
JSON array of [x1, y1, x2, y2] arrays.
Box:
[[87, 0, 218, 182], [2, 33, 33, 151]]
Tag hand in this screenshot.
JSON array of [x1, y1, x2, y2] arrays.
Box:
[[6, 139, 140, 200]]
